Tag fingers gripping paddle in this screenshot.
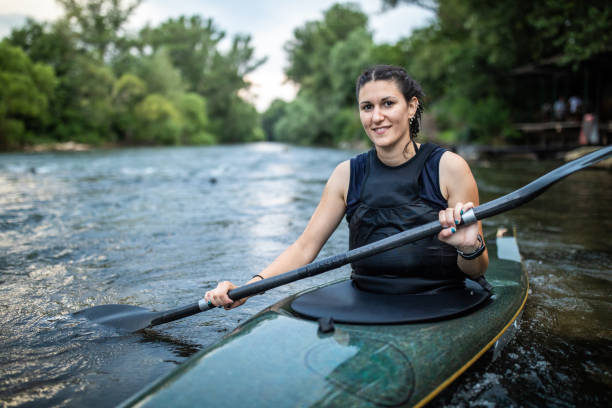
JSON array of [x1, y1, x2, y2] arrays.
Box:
[[74, 146, 612, 332]]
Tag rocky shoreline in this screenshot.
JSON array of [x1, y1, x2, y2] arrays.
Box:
[[25, 142, 93, 152]]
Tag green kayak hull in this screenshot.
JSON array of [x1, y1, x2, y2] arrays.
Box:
[[121, 236, 527, 407]]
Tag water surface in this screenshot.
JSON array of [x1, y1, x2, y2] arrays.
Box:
[[0, 144, 610, 406]]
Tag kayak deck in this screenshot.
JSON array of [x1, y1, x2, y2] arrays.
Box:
[[121, 236, 527, 407]]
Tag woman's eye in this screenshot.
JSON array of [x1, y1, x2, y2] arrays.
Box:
[[362, 104, 373, 111], [384, 100, 395, 107]]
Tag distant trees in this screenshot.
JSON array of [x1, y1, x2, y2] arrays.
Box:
[[265, 0, 612, 146], [269, 4, 378, 146], [4, 0, 609, 150], [2, 0, 263, 150], [382, 0, 612, 142], [0, 41, 57, 149]]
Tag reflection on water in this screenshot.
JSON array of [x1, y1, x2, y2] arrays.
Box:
[[0, 144, 610, 406]]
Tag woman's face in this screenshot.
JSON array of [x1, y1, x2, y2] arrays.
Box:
[[358, 80, 418, 149]]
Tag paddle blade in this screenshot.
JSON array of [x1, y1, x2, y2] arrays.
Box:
[[73, 304, 163, 332]]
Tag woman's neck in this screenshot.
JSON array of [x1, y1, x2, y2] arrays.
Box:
[[375, 139, 420, 167]]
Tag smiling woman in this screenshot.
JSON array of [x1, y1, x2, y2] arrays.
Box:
[[206, 64, 488, 310]]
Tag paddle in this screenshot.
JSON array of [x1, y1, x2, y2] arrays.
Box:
[[73, 145, 612, 332]]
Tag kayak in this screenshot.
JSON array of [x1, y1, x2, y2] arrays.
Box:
[[120, 235, 527, 407]]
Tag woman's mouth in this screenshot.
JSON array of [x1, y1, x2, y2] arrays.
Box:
[[372, 126, 390, 135]]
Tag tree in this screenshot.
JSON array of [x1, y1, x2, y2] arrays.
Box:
[[8, 17, 116, 145], [8, 18, 79, 78], [111, 73, 146, 142], [382, 0, 612, 141], [54, 55, 115, 144], [382, 0, 437, 12], [138, 15, 224, 92], [135, 49, 186, 96], [113, 52, 215, 145], [261, 99, 288, 141], [4, 4, 264, 148], [274, 94, 325, 145], [285, 3, 369, 97], [0, 41, 57, 149], [175, 93, 215, 145], [133, 94, 182, 145], [138, 16, 265, 142], [277, 3, 376, 146], [56, 0, 142, 61]]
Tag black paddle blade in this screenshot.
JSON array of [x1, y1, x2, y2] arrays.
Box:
[[73, 304, 163, 332]]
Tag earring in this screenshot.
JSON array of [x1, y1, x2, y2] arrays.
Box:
[[409, 117, 414, 124]]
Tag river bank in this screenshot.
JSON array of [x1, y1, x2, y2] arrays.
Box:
[[17, 140, 612, 164], [24, 141, 97, 153]]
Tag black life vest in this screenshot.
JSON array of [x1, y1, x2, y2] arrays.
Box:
[[346, 143, 463, 288]]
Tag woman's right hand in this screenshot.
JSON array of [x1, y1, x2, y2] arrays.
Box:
[[204, 281, 246, 310]]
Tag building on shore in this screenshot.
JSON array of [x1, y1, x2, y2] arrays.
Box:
[[510, 51, 612, 150]]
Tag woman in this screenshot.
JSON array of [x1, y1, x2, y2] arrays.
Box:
[[205, 65, 488, 309]]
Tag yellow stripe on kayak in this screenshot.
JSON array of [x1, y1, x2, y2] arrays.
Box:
[[415, 269, 529, 407]]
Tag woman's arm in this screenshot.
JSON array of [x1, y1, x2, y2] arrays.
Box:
[[438, 152, 489, 278], [205, 160, 350, 308]]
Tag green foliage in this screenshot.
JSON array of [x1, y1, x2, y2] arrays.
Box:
[[112, 73, 146, 104], [8, 19, 79, 77], [331, 107, 365, 146], [4, 2, 263, 149], [133, 94, 182, 145], [135, 49, 186, 96], [261, 99, 288, 141], [0, 41, 57, 149], [285, 3, 370, 98], [55, 55, 116, 144], [8, 14, 118, 145], [329, 28, 374, 105], [527, 0, 612, 65], [138, 15, 224, 94], [137, 16, 265, 143], [111, 73, 146, 142], [274, 94, 325, 145], [210, 95, 263, 143], [8, 0, 604, 149], [275, 3, 375, 146], [175, 93, 215, 145], [56, 0, 142, 60], [384, 0, 612, 142]]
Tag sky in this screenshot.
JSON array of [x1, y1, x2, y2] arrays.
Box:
[[0, 0, 434, 111]]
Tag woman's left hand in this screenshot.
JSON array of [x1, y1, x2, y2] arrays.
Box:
[[437, 201, 481, 253]]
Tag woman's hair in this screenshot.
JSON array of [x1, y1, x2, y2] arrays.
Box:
[[356, 65, 425, 137]]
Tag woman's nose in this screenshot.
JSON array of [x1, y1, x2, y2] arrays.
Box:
[[372, 107, 384, 122]]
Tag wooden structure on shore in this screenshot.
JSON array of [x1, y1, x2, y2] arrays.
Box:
[[509, 51, 612, 153], [514, 119, 611, 149]]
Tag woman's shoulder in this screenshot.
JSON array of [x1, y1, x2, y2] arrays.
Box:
[[334, 159, 351, 174], [439, 149, 471, 175], [327, 159, 351, 190], [438, 150, 476, 198]]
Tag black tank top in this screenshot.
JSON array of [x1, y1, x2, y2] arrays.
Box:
[[346, 143, 463, 286]]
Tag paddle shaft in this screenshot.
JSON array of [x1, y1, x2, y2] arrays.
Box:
[[151, 303, 201, 327], [150, 145, 612, 326]]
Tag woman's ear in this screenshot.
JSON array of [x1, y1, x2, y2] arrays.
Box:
[[408, 96, 419, 117]]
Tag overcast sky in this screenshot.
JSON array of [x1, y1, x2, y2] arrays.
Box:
[[0, 0, 434, 111]]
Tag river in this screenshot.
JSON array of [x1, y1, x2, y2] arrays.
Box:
[[0, 143, 610, 407]]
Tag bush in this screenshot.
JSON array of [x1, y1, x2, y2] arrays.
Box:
[[134, 94, 183, 145]]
